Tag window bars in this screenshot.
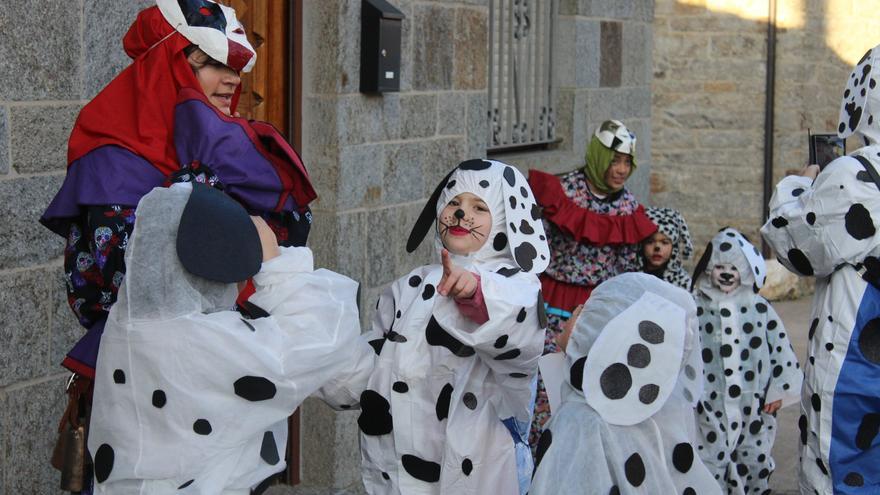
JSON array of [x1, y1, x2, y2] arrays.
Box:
[[488, 0, 557, 151]]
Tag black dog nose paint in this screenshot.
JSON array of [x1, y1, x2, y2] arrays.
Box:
[[454, 209, 465, 219]]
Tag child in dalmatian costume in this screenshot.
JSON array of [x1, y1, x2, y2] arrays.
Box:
[[88, 183, 361, 495], [530, 272, 720, 495], [317, 159, 549, 495], [642, 206, 694, 290], [761, 43, 880, 494], [691, 228, 802, 494]]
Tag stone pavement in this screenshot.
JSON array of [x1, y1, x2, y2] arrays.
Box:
[[768, 295, 813, 495], [267, 295, 815, 495]]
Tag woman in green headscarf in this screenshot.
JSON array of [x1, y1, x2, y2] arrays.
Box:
[[526, 119, 657, 454], [584, 119, 638, 193]]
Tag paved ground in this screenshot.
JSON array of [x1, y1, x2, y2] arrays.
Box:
[[767, 295, 813, 495]]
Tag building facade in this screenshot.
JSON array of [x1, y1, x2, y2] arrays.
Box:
[[1, 0, 652, 492]]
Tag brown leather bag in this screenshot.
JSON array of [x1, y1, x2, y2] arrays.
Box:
[[51, 374, 92, 492]]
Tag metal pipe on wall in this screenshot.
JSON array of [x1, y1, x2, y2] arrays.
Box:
[[762, 0, 777, 258]]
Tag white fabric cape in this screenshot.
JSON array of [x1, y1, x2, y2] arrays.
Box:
[[530, 273, 721, 495], [88, 184, 361, 494]]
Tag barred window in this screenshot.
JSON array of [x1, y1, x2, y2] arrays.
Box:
[[488, 0, 558, 151]]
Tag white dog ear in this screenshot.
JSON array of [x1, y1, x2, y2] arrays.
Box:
[[581, 292, 686, 425], [838, 47, 880, 142], [497, 163, 550, 273]]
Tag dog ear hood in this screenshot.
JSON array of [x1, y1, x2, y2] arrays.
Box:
[[407, 159, 550, 274]]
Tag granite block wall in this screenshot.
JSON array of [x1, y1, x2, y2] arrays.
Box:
[[293, 0, 654, 492], [0, 1, 153, 492], [651, 0, 880, 265]]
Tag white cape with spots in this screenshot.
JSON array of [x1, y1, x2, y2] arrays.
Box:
[[761, 150, 880, 493], [88, 185, 362, 495], [692, 229, 802, 494], [318, 264, 544, 495], [530, 273, 720, 495]]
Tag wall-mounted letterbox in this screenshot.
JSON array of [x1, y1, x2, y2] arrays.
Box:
[[360, 0, 404, 93]]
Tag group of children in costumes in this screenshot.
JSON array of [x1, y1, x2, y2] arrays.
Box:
[[42, 2, 825, 494], [77, 125, 800, 494]]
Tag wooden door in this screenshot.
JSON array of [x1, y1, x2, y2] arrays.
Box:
[[220, 0, 302, 486]]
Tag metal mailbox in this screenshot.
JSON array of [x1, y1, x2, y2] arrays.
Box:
[[360, 0, 404, 93]]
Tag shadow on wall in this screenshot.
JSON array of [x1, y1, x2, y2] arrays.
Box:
[[650, 0, 879, 272]]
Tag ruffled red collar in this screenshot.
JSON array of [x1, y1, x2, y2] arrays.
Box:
[[529, 169, 657, 245]]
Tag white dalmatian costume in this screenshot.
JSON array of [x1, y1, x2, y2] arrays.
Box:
[[318, 159, 549, 495], [691, 228, 802, 494], [530, 273, 720, 495], [88, 183, 361, 495], [761, 44, 880, 494]]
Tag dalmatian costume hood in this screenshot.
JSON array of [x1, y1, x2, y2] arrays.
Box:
[[88, 183, 361, 495], [530, 273, 720, 495], [317, 159, 548, 495], [761, 43, 880, 494], [643, 206, 694, 289]]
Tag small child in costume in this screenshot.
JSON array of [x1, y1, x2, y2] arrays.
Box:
[[642, 206, 694, 290], [530, 272, 720, 495], [691, 228, 802, 494], [318, 159, 550, 495], [88, 183, 361, 495]]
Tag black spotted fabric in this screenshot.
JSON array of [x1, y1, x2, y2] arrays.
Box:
[[693, 229, 802, 494], [837, 46, 880, 145], [530, 273, 720, 495], [88, 184, 363, 492], [315, 160, 548, 494], [761, 144, 880, 493], [316, 262, 545, 494]]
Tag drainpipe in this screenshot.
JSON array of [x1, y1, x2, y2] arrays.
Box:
[[761, 0, 777, 258]]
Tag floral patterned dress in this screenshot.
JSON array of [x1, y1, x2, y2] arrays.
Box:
[[527, 169, 656, 451]]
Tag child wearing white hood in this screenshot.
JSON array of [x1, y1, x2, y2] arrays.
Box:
[[88, 183, 361, 494], [530, 272, 720, 495], [691, 228, 802, 494], [318, 159, 550, 495]]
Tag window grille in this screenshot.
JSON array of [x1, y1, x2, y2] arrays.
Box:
[[488, 0, 557, 151]]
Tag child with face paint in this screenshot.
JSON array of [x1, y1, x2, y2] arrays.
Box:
[[317, 159, 550, 495], [642, 207, 694, 290], [690, 228, 803, 494]]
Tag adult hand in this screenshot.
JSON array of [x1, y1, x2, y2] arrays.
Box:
[[251, 216, 280, 261], [763, 399, 782, 414], [800, 164, 820, 180], [558, 304, 583, 353], [438, 249, 478, 299]]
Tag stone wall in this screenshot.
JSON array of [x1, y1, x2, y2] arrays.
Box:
[[0, 1, 153, 492], [293, 0, 653, 492], [651, 0, 880, 266]]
